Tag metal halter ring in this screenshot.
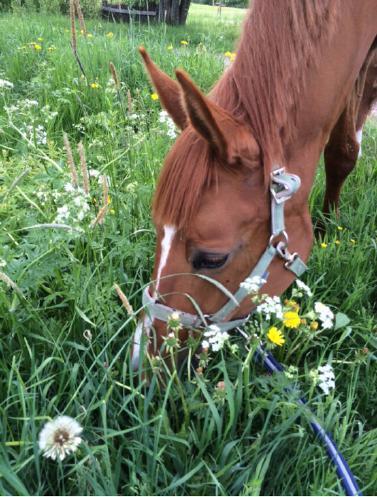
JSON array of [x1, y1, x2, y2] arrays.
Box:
[[269, 230, 289, 247]]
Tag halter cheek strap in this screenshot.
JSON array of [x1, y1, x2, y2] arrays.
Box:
[[140, 166, 307, 332]]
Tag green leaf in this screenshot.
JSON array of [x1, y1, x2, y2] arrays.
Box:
[[334, 312, 351, 330]]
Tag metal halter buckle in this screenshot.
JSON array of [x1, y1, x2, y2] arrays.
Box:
[[270, 168, 293, 204]]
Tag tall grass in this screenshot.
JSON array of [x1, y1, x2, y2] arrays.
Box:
[[0, 4, 376, 495]]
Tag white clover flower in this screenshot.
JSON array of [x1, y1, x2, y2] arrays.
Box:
[[38, 416, 83, 461], [296, 279, 313, 297], [256, 296, 283, 320], [241, 275, 266, 294], [314, 302, 334, 329], [0, 79, 14, 89], [317, 364, 335, 395], [203, 324, 229, 352]]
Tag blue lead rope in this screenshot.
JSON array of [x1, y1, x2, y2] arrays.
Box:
[[255, 345, 362, 496]]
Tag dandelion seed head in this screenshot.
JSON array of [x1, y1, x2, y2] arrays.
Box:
[[38, 415, 83, 461]]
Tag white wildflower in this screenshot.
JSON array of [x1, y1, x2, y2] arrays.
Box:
[[25, 124, 47, 145], [256, 296, 283, 320], [0, 79, 14, 89], [23, 99, 38, 108], [201, 339, 209, 350], [88, 169, 101, 178], [159, 110, 177, 139], [296, 279, 313, 297], [314, 302, 334, 329], [203, 324, 229, 352], [64, 183, 75, 193], [317, 364, 335, 395], [38, 415, 83, 461], [167, 311, 182, 330], [159, 110, 169, 123], [55, 205, 69, 222], [241, 275, 266, 294]]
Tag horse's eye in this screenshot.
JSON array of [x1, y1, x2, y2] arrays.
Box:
[[192, 252, 229, 270]]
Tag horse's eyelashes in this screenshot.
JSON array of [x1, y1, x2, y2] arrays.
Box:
[[192, 252, 229, 270]]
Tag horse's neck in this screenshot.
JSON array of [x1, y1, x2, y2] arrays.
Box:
[[215, 1, 376, 193], [287, 5, 376, 171]]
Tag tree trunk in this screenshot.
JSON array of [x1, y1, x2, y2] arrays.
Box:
[[178, 0, 190, 25], [159, 0, 191, 25]]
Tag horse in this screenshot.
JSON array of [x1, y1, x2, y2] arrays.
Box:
[[323, 46, 377, 215], [132, 0, 377, 367]]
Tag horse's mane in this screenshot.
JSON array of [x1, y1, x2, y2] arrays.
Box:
[[153, 0, 341, 230]]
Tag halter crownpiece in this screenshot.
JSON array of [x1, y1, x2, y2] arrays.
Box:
[[140, 166, 307, 332]]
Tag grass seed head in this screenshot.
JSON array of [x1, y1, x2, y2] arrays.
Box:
[[77, 141, 89, 194], [109, 62, 120, 89], [69, 0, 77, 53], [63, 132, 78, 187]]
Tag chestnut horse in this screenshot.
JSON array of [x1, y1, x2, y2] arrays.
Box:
[[132, 0, 377, 367]]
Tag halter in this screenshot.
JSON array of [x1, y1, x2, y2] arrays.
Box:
[[140, 166, 307, 332]]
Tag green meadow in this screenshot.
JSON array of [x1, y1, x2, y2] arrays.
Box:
[[0, 4, 376, 495]]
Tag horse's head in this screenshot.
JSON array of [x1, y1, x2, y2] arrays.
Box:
[[132, 49, 308, 367]]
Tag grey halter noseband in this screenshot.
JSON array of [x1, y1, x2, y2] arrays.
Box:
[[140, 167, 307, 330]]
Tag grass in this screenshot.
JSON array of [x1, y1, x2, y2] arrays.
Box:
[[0, 3, 377, 495]]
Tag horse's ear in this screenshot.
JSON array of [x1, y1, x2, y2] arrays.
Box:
[[175, 69, 229, 162], [139, 47, 187, 130]]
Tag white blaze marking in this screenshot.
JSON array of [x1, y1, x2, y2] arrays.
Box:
[[155, 224, 176, 296], [356, 128, 363, 158]]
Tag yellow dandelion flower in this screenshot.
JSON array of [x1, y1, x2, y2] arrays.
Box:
[[180, 40, 188, 45], [337, 226, 344, 231], [283, 311, 301, 329], [229, 52, 236, 62], [320, 242, 327, 248], [106, 32, 114, 38], [310, 321, 319, 331], [151, 92, 159, 101], [33, 44, 42, 51], [335, 240, 340, 245], [167, 44, 173, 50], [224, 51, 232, 57], [267, 326, 285, 346], [90, 82, 101, 89], [107, 195, 111, 205]]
